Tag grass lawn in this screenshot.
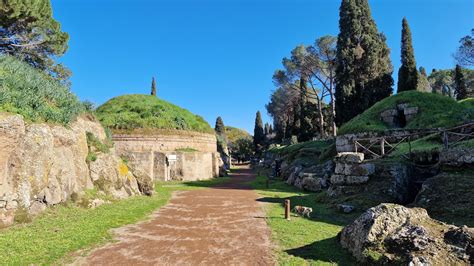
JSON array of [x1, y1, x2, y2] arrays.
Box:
[[0, 177, 230, 265], [249, 171, 357, 265]]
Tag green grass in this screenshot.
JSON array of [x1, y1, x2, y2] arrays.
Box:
[[96, 94, 213, 133], [175, 147, 199, 152], [249, 171, 356, 265], [0, 55, 84, 124], [338, 91, 474, 135], [0, 177, 229, 265]]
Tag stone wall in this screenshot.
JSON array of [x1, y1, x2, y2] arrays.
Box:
[[113, 132, 220, 182], [0, 113, 147, 227]]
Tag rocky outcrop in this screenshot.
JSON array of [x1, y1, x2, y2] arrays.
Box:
[[440, 147, 474, 167], [0, 113, 148, 227], [380, 103, 419, 128], [285, 161, 333, 192], [339, 204, 473, 265], [327, 153, 373, 197]]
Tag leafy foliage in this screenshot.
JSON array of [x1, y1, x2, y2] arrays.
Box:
[[454, 29, 474, 67], [335, 0, 394, 125], [338, 91, 474, 135], [0, 0, 70, 81], [454, 64, 468, 100], [151, 77, 157, 96], [397, 18, 418, 92], [96, 94, 213, 133], [0, 55, 84, 124]]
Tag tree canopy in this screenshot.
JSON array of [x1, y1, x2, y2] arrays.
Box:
[[455, 29, 474, 67], [0, 0, 70, 81], [335, 0, 393, 125]]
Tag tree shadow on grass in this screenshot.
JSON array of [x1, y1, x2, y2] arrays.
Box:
[[285, 236, 355, 265]]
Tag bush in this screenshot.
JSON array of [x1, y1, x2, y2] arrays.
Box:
[[0, 56, 84, 124], [96, 94, 213, 133]]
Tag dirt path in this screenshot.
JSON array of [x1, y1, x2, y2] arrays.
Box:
[[74, 165, 275, 265]]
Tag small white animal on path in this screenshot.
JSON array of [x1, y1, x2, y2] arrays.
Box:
[[292, 205, 312, 218]]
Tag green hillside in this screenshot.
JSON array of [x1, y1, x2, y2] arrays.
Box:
[[96, 94, 213, 133], [338, 91, 474, 135], [0, 56, 84, 124], [225, 126, 252, 142]]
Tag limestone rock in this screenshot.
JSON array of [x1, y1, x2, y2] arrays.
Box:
[[339, 204, 472, 264], [334, 162, 375, 176], [440, 147, 474, 166], [330, 174, 369, 185], [0, 114, 145, 226], [335, 152, 364, 163]]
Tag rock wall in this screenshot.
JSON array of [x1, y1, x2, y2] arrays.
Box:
[[113, 132, 220, 182], [0, 113, 146, 227]]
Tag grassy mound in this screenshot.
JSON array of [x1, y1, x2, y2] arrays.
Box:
[[338, 91, 474, 135], [0, 56, 84, 124], [225, 126, 252, 142], [96, 94, 213, 133], [269, 140, 335, 165]]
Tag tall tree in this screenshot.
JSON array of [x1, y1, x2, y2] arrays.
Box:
[[417, 67, 431, 92], [454, 65, 468, 100], [397, 18, 418, 92], [264, 123, 270, 135], [0, 0, 70, 81], [335, 0, 393, 125], [151, 77, 157, 96], [253, 111, 264, 152], [455, 29, 474, 67], [215, 116, 225, 135]]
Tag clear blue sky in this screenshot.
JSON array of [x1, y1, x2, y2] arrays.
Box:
[[51, 0, 473, 133]]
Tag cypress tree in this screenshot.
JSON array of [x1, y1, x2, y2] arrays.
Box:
[[151, 77, 157, 96], [454, 65, 468, 100], [397, 18, 418, 92], [335, 0, 394, 125], [253, 111, 264, 152], [215, 116, 225, 135], [269, 124, 273, 135], [264, 123, 270, 135]]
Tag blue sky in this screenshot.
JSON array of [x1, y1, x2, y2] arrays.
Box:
[[51, 0, 473, 133]]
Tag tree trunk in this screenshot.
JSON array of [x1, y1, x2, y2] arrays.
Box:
[[317, 98, 325, 138], [329, 76, 337, 137]]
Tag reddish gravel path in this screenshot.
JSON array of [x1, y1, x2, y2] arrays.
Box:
[[74, 165, 275, 265]]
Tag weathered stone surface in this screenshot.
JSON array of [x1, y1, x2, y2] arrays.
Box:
[[334, 162, 375, 176], [330, 174, 369, 185], [0, 114, 146, 225], [327, 185, 365, 197], [339, 204, 472, 264], [440, 147, 474, 166], [335, 152, 364, 163]]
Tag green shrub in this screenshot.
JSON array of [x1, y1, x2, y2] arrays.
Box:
[[96, 94, 213, 133], [0, 56, 84, 124]]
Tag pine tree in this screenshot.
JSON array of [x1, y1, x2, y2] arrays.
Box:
[[269, 124, 273, 135], [0, 0, 70, 81], [397, 18, 418, 92], [335, 0, 394, 125], [215, 116, 225, 135], [151, 77, 157, 96], [454, 65, 468, 100], [253, 111, 264, 152]]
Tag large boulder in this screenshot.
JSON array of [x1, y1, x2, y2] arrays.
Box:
[[339, 203, 473, 264], [330, 175, 369, 185]]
